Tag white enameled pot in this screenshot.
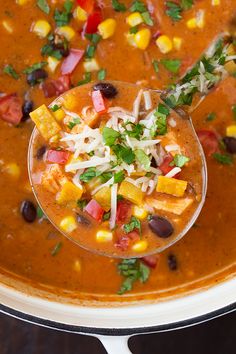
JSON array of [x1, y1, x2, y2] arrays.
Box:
[[0, 272, 235, 353]]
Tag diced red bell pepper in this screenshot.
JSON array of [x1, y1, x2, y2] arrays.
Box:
[[42, 75, 71, 98], [159, 154, 180, 178], [61, 49, 84, 76], [141, 255, 159, 268], [77, 0, 94, 14], [85, 199, 104, 222], [46, 150, 70, 164], [84, 11, 102, 34], [92, 90, 107, 114], [0, 94, 22, 125], [116, 200, 131, 223], [197, 130, 219, 156]]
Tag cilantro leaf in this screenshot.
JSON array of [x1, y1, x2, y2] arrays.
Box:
[[85, 45, 96, 59], [124, 122, 143, 139], [124, 216, 142, 235], [135, 149, 151, 171], [103, 211, 111, 221], [141, 11, 153, 26], [37, 0, 50, 14], [77, 72, 91, 86], [97, 68, 106, 80], [99, 172, 113, 183], [85, 33, 102, 45], [117, 258, 150, 295], [161, 59, 181, 73], [102, 127, 120, 146], [112, 144, 135, 164], [67, 117, 81, 129], [153, 103, 170, 135], [41, 44, 63, 60], [23, 62, 47, 74], [130, 26, 138, 34], [77, 199, 88, 210], [112, 0, 126, 12], [206, 112, 216, 122], [3, 65, 19, 79], [152, 59, 159, 73], [51, 104, 60, 112], [37, 206, 44, 219], [212, 153, 233, 165], [54, 0, 73, 27], [181, 0, 193, 10], [130, 0, 147, 13], [51, 242, 62, 256], [165, 1, 182, 21], [80, 167, 97, 182], [170, 154, 190, 167]]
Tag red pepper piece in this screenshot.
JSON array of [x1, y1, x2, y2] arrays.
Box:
[[46, 150, 70, 164], [42, 75, 71, 98], [77, 0, 94, 14], [85, 199, 104, 222], [141, 255, 159, 268], [0, 94, 22, 125], [84, 11, 102, 34], [61, 49, 84, 75], [197, 130, 219, 156], [115, 231, 139, 251], [116, 200, 131, 223], [91, 90, 107, 114]]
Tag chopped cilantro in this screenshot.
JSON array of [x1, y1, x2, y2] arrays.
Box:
[[85, 33, 102, 45], [117, 258, 150, 295], [77, 72, 91, 86], [181, 0, 193, 10], [80, 167, 97, 182], [102, 127, 121, 146], [112, 0, 126, 12], [212, 153, 233, 165], [130, 26, 138, 34], [51, 242, 62, 256], [206, 112, 216, 122], [67, 117, 81, 129], [117, 194, 124, 201], [124, 216, 142, 235], [77, 199, 88, 210], [152, 59, 159, 73], [153, 103, 169, 136], [3, 65, 19, 79], [114, 171, 125, 183], [232, 105, 236, 120], [41, 44, 63, 60], [85, 45, 96, 59], [135, 149, 151, 171], [23, 62, 47, 74], [165, 1, 182, 21], [170, 154, 190, 167], [161, 59, 181, 74], [130, 0, 147, 13], [99, 172, 113, 183], [37, 0, 50, 14], [112, 144, 135, 165], [54, 0, 73, 27], [103, 211, 111, 221], [141, 11, 153, 26], [97, 68, 106, 80], [124, 122, 143, 139], [51, 104, 60, 112], [37, 206, 44, 219]]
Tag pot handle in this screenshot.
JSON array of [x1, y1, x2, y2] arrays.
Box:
[[97, 335, 132, 354]]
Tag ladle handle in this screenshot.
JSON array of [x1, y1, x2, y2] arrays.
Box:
[[98, 335, 132, 354]]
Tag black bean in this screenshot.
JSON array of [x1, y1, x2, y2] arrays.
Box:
[[93, 82, 118, 99], [27, 69, 48, 86], [168, 254, 178, 271], [77, 214, 91, 226], [151, 157, 157, 168], [222, 136, 236, 154], [52, 42, 69, 57], [20, 200, 37, 223], [35, 145, 47, 160], [22, 100, 34, 121], [148, 215, 174, 238]]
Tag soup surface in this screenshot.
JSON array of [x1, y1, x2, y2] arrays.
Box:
[[0, 0, 235, 301]]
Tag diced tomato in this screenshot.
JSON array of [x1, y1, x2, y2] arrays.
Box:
[[46, 150, 70, 164], [85, 199, 104, 222], [159, 154, 174, 175], [141, 255, 159, 268], [42, 75, 71, 98], [92, 90, 107, 114], [116, 200, 131, 223], [197, 130, 219, 156], [84, 11, 102, 34], [61, 49, 84, 76], [77, 0, 94, 14], [115, 231, 139, 251], [0, 94, 22, 125]]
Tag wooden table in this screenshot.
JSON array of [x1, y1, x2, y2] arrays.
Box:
[[0, 311, 235, 353]]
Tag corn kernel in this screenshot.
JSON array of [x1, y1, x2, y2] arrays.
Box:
[[83, 58, 100, 72], [156, 35, 173, 54], [32, 20, 51, 38], [134, 28, 151, 50], [226, 125, 236, 138], [186, 18, 197, 29], [60, 216, 77, 233], [53, 108, 65, 122], [173, 37, 182, 51], [2, 20, 13, 33], [133, 206, 148, 220], [126, 12, 143, 27], [16, 0, 29, 5], [47, 56, 60, 73], [212, 0, 220, 5], [132, 240, 148, 252], [56, 26, 75, 41], [156, 176, 187, 197], [126, 32, 137, 47], [4, 163, 20, 179], [96, 230, 113, 242], [74, 6, 88, 22], [74, 259, 81, 272], [98, 18, 117, 39]]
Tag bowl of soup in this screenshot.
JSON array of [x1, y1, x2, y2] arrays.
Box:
[[0, 0, 235, 353]]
